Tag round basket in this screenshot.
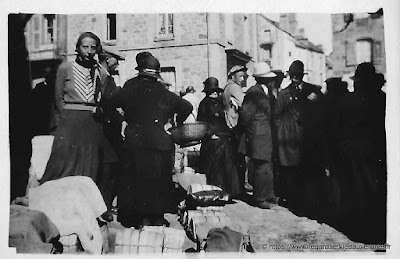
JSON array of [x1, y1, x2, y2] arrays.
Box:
[[170, 122, 208, 147]]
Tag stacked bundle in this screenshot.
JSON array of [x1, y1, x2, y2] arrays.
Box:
[[178, 184, 251, 250], [114, 226, 186, 254], [114, 228, 164, 254]]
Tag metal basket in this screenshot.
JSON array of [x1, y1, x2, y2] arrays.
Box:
[[170, 122, 208, 147]]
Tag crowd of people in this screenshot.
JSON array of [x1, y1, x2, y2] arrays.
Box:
[[24, 30, 386, 244]]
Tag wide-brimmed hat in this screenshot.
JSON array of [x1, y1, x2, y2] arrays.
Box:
[[135, 51, 153, 71], [252, 62, 277, 78], [228, 65, 247, 77], [350, 62, 376, 81], [288, 60, 307, 75], [138, 55, 162, 80], [203, 77, 222, 93], [185, 86, 196, 94], [271, 69, 285, 79], [98, 45, 125, 61]]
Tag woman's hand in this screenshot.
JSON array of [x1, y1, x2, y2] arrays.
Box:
[[164, 122, 173, 135], [121, 121, 128, 140]]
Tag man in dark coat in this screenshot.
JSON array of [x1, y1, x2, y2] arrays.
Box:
[[112, 54, 192, 228], [333, 62, 386, 244], [96, 47, 125, 222], [274, 60, 327, 212], [238, 62, 279, 209]]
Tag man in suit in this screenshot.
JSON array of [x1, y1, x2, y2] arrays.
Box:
[[274, 60, 327, 213], [238, 62, 279, 209]]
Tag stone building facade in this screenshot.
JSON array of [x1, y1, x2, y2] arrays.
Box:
[[257, 13, 326, 86], [25, 12, 327, 93], [330, 11, 385, 84]]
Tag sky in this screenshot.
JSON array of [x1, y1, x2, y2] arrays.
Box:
[[297, 14, 333, 55]]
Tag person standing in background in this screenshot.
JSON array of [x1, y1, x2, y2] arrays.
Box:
[[198, 77, 242, 197], [274, 60, 327, 214], [113, 54, 192, 228], [238, 62, 279, 209], [96, 47, 125, 222], [182, 86, 200, 123], [222, 65, 248, 193]]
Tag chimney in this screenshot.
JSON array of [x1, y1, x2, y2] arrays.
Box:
[[297, 28, 306, 39], [280, 13, 298, 35]]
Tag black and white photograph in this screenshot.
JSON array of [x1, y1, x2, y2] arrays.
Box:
[[2, 0, 400, 257]]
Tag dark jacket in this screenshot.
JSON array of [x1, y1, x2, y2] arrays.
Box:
[[238, 84, 274, 161], [197, 96, 229, 137], [274, 82, 326, 167], [112, 76, 192, 151]]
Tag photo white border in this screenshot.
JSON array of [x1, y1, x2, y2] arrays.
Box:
[[1, 0, 398, 258]]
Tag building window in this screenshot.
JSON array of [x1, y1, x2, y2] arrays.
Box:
[[29, 14, 56, 50], [157, 13, 174, 39], [356, 39, 372, 63], [43, 14, 55, 44], [345, 41, 356, 67], [374, 41, 383, 58], [160, 67, 176, 92], [107, 14, 116, 41]]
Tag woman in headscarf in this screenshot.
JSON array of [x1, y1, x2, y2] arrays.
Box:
[[197, 77, 242, 197], [41, 32, 106, 184], [113, 54, 192, 228]]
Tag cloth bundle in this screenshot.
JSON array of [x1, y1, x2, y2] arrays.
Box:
[[28, 176, 107, 254], [9, 205, 60, 254]]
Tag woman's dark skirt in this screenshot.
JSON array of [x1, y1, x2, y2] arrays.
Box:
[[40, 110, 105, 184], [117, 145, 175, 227], [199, 135, 242, 197]]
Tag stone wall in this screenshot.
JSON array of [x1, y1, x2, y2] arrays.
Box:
[[331, 13, 386, 79]]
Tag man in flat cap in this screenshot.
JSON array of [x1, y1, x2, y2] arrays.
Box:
[[96, 46, 125, 222], [222, 65, 248, 194]]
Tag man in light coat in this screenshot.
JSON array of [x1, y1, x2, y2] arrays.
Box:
[[222, 65, 248, 193]]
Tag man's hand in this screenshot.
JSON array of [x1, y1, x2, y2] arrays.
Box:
[[211, 134, 219, 140], [307, 92, 318, 102]]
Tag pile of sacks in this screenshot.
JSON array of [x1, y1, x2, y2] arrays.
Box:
[[178, 184, 251, 252]]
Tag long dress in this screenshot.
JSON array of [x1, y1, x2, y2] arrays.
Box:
[[197, 96, 242, 197], [112, 75, 192, 227], [40, 60, 106, 184]]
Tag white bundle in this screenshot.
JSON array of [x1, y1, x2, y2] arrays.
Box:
[[187, 184, 222, 195]]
